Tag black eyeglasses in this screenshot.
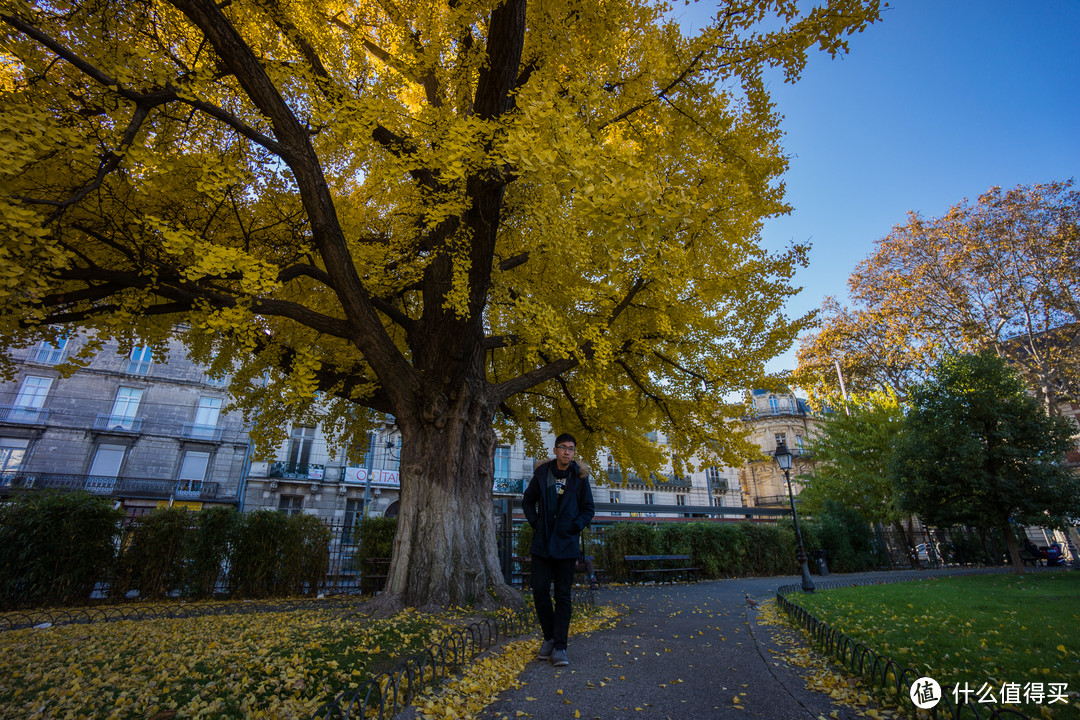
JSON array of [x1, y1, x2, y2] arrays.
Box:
[[555, 445, 576, 453]]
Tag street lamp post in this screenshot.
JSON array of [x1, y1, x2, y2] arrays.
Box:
[[774, 441, 815, 592]]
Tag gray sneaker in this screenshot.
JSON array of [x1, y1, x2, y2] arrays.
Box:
[[550, 648, 569, 667], [537, 640, 555, 660]]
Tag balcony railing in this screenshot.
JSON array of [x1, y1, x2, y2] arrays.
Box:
[[269, 462, 326, 479], [0, 473, 220, 499], [709, 478, 729, 492], [94, 413, 143, 433], [604, 469, 693, 488], [181, 423, 223, 441], [0, 405, 51, 424], [493, 477, 525, 493]]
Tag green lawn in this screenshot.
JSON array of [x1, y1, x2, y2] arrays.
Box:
[[790, 573, 1080, 719]]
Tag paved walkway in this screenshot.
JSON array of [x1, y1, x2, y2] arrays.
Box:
[[476, 568, 1005, 720]]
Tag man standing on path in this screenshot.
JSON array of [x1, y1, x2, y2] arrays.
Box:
[[522, 433, 595, 667]]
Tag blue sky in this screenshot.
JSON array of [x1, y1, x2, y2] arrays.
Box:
[[678, 1, 1080, 373]]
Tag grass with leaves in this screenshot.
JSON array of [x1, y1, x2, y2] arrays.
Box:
[[0, 598, 618, 719], [789, 573, 1080, 719]]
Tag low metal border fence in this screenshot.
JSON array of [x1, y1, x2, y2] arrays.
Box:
[[774, 569, 1070, 720], [310, 587, 595, 720]]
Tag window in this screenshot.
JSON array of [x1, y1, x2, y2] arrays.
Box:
[[194, 397, 222, 428], [768, 396, 779, 412], [712, 494, 725, 507], [287, 426, 316, 468], [34, 338, 68, 364], [795, 434, 804, 452], [109, 387, 143, 430], [0, 437, 29, 475], [609, 490, 621, 517], [10, 376, 52, 422], [643, 492, 655, 505], [14, 376, 52, 409], [706, 467, 721, 484], [278, 494, 303, 516], [127, 345, 153, 375], [343, 498, 364, 543], [676, 494, 686, 506], [774, 432, 787, 449], [177, 451, 210, 493], [494, 446, 511, 480], [88, 444, 126, 492]]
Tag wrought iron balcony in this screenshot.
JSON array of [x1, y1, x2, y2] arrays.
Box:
[[0, 405, 51, 425], [493, 477, 525, 493], [709, 478, 729, 492], [269, 461, 326, 479], [93, 413, 143, 433], [0, 473, 219, 499], [604, 469, 693, 488], [181, 423, 223, 441]]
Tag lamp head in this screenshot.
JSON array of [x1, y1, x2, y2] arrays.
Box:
[[773, 442, 792, 471]]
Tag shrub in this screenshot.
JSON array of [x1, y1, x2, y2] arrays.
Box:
[[186, 506, 237, 598], [358, 515, 397, 593], [598, 522, 660, 580], [112, 507, 193, 600], [805, 502, 880, 573], [0, 492, 123, 608], [282, 513, 332, 595], [229, 510, 288, 597]]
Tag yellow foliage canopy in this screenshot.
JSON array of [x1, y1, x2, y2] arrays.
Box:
[[1, 0, 881, 606]]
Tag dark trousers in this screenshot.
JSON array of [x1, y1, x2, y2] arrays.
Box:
[[531, 554, 576, 650]]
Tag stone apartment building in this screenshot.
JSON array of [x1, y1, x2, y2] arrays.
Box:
[[240, 422, 746, 527], [738, 389, 821, 509], [0, 327, 777, 526], [0, 333, 250, 515]]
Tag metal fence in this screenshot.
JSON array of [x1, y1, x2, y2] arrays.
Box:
[[774, 570, 1062, 720], [310, 588, 595, 720]]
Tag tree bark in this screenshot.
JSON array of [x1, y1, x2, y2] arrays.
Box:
[[1002, 522, 1025, 575], [370, 375, 522, 613]]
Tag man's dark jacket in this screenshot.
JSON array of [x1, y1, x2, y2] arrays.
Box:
[[522, 459, 595, 559]]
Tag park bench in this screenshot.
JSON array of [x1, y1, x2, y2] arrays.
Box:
[[624, 554, 699, 583], [1019, 549, 1044, 567]]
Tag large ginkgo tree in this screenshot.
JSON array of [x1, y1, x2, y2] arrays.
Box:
[[0, 0, 881, 609]]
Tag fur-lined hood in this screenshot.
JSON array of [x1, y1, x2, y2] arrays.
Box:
[[533, 457, 590, 478]]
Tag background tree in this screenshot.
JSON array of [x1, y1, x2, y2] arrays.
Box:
[[794, 298, 936, 403], [889, 353, 1080, 573], [0, 0, 882, 610], [795, 181, 1080, 411], [796, 391, 919, 565]]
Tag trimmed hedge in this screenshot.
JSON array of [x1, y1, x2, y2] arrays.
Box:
[[586, 511, 882, 582], [229, 510, 331, 598], [0, 492, 123, 608], [0, 496, 338, 608]]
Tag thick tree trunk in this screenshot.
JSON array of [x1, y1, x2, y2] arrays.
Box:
[[1003, 523, 1025, 575], [371, 387, 522, 613]]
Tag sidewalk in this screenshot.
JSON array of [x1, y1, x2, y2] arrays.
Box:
[[475, 568, 998, 720]]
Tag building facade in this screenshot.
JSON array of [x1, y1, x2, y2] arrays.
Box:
[[738, 389, 821, 508], [242, 421, 403, 526], [0, 333, 250, 515]]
